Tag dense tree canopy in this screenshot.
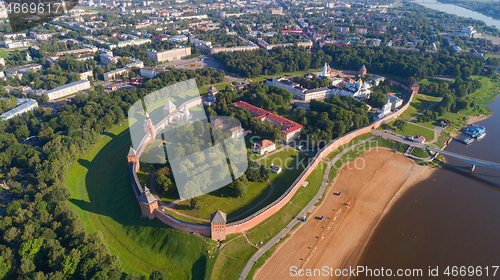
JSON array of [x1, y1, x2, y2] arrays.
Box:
[[214, 46, 332, 78], [323, 45, 485, 81], [0, 67, 225, 279]]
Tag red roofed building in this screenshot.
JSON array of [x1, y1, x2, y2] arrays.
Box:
[[252, 140, 276, 155], [232, 101, 303, 142]]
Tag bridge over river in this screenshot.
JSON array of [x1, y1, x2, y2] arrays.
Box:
[[427, 147, 500, 171], [372, 130, 500, 172]]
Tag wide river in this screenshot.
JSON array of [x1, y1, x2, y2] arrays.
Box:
[[413, 0, 500, 28], [355, 3, 500, 279]]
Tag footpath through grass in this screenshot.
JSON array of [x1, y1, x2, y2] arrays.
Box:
[[324, 132, 373, 162], [399, 94, 434, 120], [66, 122, 218, 279], [394, 122, 435, 142]]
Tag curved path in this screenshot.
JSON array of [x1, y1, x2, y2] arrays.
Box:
[[228, 179, 275, 222], [149, 170, 277, 223], [148, 166, 210, 223], [238, 137, 374, 280]]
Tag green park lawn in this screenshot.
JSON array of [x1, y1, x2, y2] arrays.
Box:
[[250, 68, 322, 83], [411, 147, 431, 158], [323, 132, 373, 162], [419, 94, 441, 103], [66, 122, 218, 279], [198, 83, 232, 94], [486, 54, 500, 59], [419, 77, 453, 85], [0, 49, 11, 59], [399, 94, 434, 120], [211, 235, 258, 280], [173, 148, 307, 221], [393, 121, 435, 142]]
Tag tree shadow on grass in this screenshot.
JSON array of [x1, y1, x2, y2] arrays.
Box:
[[67, 125, 219, 277], [192, 256, 207, 280]]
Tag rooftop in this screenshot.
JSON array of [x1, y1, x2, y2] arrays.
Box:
[[232, 101, 303, 134], [210, 210, 227, 224], [44, 80, 90, 94]]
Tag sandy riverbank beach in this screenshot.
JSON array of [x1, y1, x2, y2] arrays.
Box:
[[254, 148, 434, 280]]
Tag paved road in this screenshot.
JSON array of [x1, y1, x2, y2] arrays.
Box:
[[238, 137, 375, 280], [371, 130, 428, 149]]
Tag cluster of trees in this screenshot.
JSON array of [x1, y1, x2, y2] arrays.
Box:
[[323, 45, 485, 81], [294, 96, 370, 148], [246, 160, 271, 183], [0, 67, 224, 279], [192, 30, 246, 47], [368, 79, 395, 108], [0, 99, 18, 114], [10, 63, 81, 91], [292, 75, 331, 90], [488, 57, 500, 67], [416, 79, 486, 124], [240, 84, 293, 111], [214, 46, 332, 78], [57, 57, 97, 74], [37, 41, 85, 55], [264, 34, 308, 45], [154, 166, 174, 196], [420, 77, 482, 99]]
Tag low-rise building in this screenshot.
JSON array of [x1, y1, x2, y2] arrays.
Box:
[[4, 63, 42, 78], [3, 32, 26, 39], [44, 80, 92, 100], [146, 47, 191, 63], [140, 66, 166, 78], [79, 70, 93, 80], [387, 94, 403, 110], [0, 98, 38, 120], [252, 139, 276, 155], [100, 52, 119, 65], [3, 39, 30, 48], [103, 67, 128, 81], [414, 135, 426, 143], [228, 125, 244, 138], [233, 101, 303, 142], [30, 32, 53, 40]]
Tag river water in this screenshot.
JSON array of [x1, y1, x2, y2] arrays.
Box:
[[354, 3, 500, 278], [413, 0, 500, 28]]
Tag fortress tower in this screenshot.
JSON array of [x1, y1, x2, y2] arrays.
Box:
[[163, 99, 176, 116], [207, 86, 218, 96], [127, 147, 140, 172], [359, 65, 367, 76], [210, 210, 227, 241], [143, 112, 156, 139], [409, 81, 420, 94], [138, 186, 158, 219]]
